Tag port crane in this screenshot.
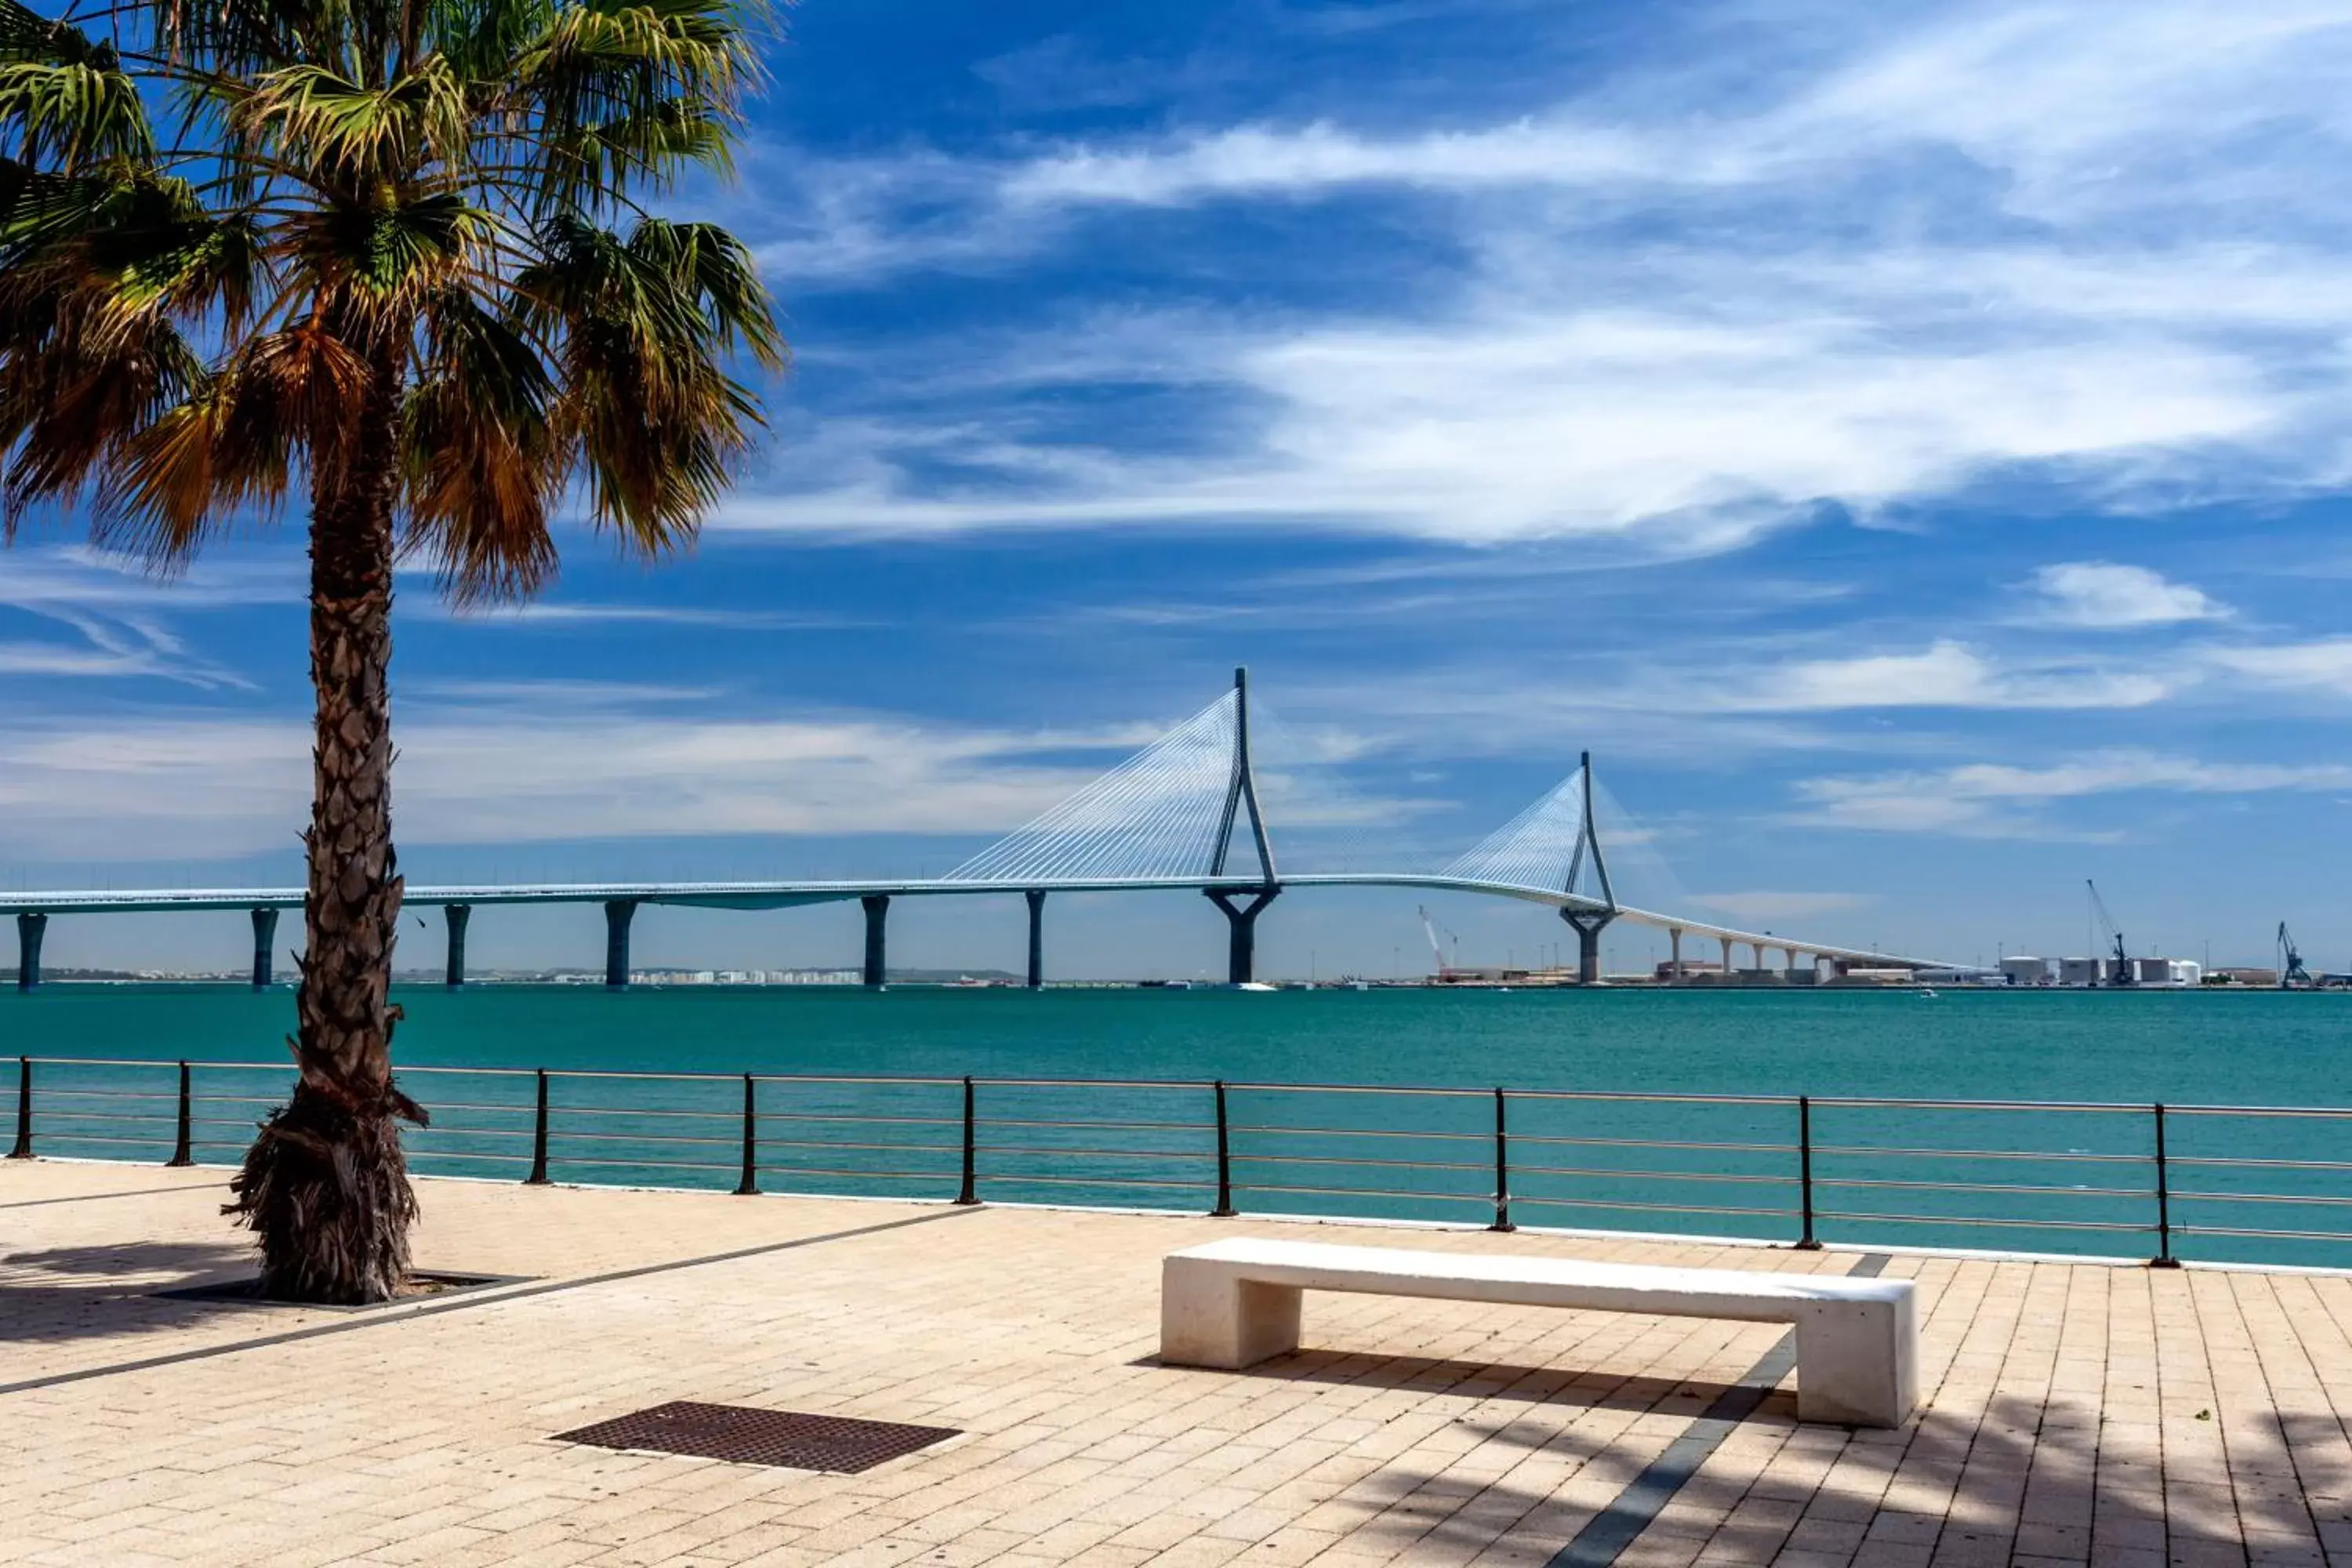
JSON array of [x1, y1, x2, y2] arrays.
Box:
[[2278, 922, 2314, 989], [1418, 906, 1465, 982], [2087, 880, 2132, 987]]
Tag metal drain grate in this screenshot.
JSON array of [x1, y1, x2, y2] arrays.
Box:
[[551, 1403, 959, 1472]]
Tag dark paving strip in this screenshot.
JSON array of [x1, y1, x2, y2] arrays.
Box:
[[1547, 1253, 1894, 1568], [0, 1181, 220, 1210], [0, 1207, 971, 1399]]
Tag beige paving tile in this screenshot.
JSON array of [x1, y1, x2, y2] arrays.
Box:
[[6, 1161, 2352, 1563]]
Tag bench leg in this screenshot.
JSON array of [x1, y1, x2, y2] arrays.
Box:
[[1793, 1295, 1917, 1428], [1160, 1260, 1302, 1370]]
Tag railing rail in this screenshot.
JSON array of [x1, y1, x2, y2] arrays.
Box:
[[9, 1054, 2352, 1266]]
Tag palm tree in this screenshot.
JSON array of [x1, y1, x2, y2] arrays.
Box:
[[0, 0, 784, 1301]]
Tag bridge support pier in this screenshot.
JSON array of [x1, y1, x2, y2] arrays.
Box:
[[1206, 887, 1279, 985], [16, 912, 45, 991], [1668, 927, 1683, 985], [604, 899, 636, 990], [445, 904, 471, 988], [862, 894, 889, 989], [1560, 908, 1614, 985], [249, 908, 278, 989], [1025, 891, 1045, 989]]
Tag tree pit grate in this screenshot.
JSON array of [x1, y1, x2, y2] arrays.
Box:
[[551, 1402, 959, 1472]]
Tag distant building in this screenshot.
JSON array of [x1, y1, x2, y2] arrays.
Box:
[[2060, 956, 2114, 986], [2131, 957, 2202, 989], [1999, 956, 2056, 987], [1825, 967, 1915, 986], [2212, 967, 2281, 986]]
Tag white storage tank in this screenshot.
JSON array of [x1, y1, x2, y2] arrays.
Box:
[[2060, 956, 2112, 986], [2132, 957, 2202, 988], [1999, 956, 2055, 986]]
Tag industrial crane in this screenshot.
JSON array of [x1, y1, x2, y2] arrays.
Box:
[[1418, 906, 1464, 982], [2087, 880, 2132, 986], [2278, 922, 2314, 989]]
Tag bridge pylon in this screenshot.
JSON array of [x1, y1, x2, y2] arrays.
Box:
[[1203, 666, 1280, 983], [1557, 753, 1617, 985]]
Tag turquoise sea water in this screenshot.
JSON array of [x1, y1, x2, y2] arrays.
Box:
[[7, 982, 2347, 1094], [5, 984, 2350, 1265]]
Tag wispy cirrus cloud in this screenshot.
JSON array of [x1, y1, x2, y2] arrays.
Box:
[[1731, 641, 2181, 713], [0, 552, 260, 688], [0, 689, 1411, 862], [716, 1, 2352, 553], [0, 712, 1105, 861], [2207, 638, 2352, 696], [1788, 751, 2352, 838]]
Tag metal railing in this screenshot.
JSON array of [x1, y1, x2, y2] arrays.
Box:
[[9, 1054, 2352, 1266]]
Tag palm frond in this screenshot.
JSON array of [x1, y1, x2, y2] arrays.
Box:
[[0, 53, 151, 167], [0, 0, 786, 597], [227, 57, 469, 182], [506, 0, 761, 210], [400, 288, 561, 601], [0, 304, 201, 529]]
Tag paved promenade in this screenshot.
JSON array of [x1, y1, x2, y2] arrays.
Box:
[[3, 1160, 2349, 1566]]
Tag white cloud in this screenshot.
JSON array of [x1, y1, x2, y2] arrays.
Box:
[[1789, 750, 2352, 837], [2209, 637, 2352, 694], [0, 715, 1094, 861], [727, 315, 2278, 547], [984, 6, 2352, 218], [0, 607, 251, 688], [0, 699, 1421, 863], [1720, 641, 2180, 713], [1000, 118, 1682, 207], [2027, 562, 2229, 628], [724, 0, 2352, 548], [422, 601, 867, 630]]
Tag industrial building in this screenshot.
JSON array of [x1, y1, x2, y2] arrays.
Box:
[[2053, 956, 2201, 988], [1999, 956, 2055, 986]]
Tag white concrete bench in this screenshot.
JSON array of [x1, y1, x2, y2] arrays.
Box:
[[1160, 1237, 1917, 1427]]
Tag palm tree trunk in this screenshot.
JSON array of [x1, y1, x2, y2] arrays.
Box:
[[228, 352, 426, 1304]]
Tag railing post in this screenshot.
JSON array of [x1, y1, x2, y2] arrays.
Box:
[[1795, 1095, 1821, 1250], [1490, 1087, 1515, 1232], [524, 1069, 550, 1185], [954, 1076, 978, 1206], [2151, 1102, 2180, 1269], [167, 1062, 193, 1167], [7, 1056, 29, 1160], [735, 1075, 758, 1196], [1211, 1080, 1236, 1217]]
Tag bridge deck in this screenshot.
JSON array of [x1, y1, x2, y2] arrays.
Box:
[[0, 873, 1947, 968]]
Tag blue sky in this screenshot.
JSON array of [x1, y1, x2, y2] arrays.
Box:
[[7, 0, 2352, 978]]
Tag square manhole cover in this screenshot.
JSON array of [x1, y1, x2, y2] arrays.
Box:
[[552, 1403, 959, 1472]]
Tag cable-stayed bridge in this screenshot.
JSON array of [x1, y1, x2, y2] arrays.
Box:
[[0, 670, 1954, 989]]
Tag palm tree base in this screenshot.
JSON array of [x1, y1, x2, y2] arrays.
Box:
[[227, 1079, 421, 1305]]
